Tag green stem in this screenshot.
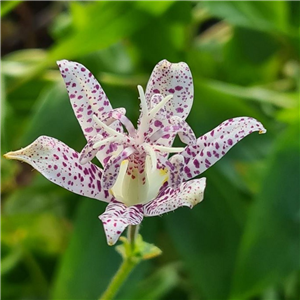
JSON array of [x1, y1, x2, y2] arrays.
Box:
[[99, 225, 140, 300], [99, 256, 139, 300], [127, 224, 139, 250]]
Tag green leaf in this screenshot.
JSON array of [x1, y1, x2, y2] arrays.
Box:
[[0, 1, 22, 17], [202, 1, 296, 36], [165, 167, 248, 299], [231, 124, 300, 299], [48, 2, 150, 62], [116, 235, 162, 261], [21, 81, 85, 150]]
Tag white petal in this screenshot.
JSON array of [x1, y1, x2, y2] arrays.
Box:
[[4, 136, 110, 202], [57, 60, 115, 141], [145, 59, 194, 120], [99, 200, 144, 245], [143, 178, 206, 216], [179, 117, 267, 180]]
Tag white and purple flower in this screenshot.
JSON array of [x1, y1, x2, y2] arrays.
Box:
[[5, 59, 266, 245]]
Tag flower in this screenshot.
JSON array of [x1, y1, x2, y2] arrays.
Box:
[[4, 59, 266, 245]]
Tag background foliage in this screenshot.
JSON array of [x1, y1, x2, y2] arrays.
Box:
[[1, 1, 299, 300]]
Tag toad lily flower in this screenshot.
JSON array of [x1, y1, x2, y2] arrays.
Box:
[[5, 59, 266, 245]]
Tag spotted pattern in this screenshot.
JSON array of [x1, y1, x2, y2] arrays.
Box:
[[144, 178, 206, 216], [102, 146, 135, 190], [5, 136, 110, 202], [57, 60, 116, 141], [5, 60, 267, 246], [99, 199, 144, 245], [179, 117, 267, 180], [145, 59, 193, 120]]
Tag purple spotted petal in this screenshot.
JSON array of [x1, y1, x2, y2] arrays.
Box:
[[57, 60, 121, 141], [4, 136, 110, 202], [163, 116, 196, 145], [180, 117, 267, 180], [145, 59, 193, 120], [99, 199, 144, 245], [144, 178, 206, 216], [102, 146, 136, 190], [79, 135, 102, 164]]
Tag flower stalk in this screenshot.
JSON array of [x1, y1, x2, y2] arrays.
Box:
[[100, 225, 161, 300]]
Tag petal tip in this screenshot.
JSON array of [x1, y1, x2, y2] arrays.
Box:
[[3, 150, 21, 160], [259, 128, 267, 134]]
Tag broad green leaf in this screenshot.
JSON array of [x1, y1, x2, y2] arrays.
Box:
[[231, 124, 300, 299], [165, 167, 248, 299]]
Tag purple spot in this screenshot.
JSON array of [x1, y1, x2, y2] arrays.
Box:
[[193, 159, 200, 168], [97, 180, 101, 191], [154, 120, 162, 127], [153, 89, 160, 93], [228, 139, 233, 146], [175, 86, 183, 91], [176, 107, 184, 113], [85, 127, 93, 133]]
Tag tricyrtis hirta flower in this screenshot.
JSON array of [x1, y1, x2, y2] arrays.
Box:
[[5, 59, 266, 245]]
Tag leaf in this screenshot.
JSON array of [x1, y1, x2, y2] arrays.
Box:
[[231, 124, 300, 298], [21, 81, 85, 150], [47, 2, 150, 62], [0, 1, 22, 17], [164, 167, 248, 299], [202, 1, 296, 36], [201, 78, 298, 109]]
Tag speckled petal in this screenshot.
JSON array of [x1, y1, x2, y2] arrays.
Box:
[[99, 199, 144, 245], [163, 116, 196, 145], [57, 60, 115, 141], [145, 59, 193, 120], [180, 117, 267, 180], [143, 178, 206, 216], [79, 135, 102, 164], [102, 146, 136, 190], [4, 136, 110, 202]]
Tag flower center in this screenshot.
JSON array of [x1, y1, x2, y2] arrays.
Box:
[[91, 86, 184, 206]]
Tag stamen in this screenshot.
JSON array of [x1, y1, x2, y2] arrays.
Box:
[[153, 145, 185, 153], [93, 115, 125, 139], [137, 85, 148, 116], [148, 94, 173, 118], [93, 136, 121, 149], [148, 129, 164, 142], [116, 113, 136, 137], [143, 144, 158, 172]]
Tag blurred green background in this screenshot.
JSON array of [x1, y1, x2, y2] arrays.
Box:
[[1, 1, 299, 300]]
